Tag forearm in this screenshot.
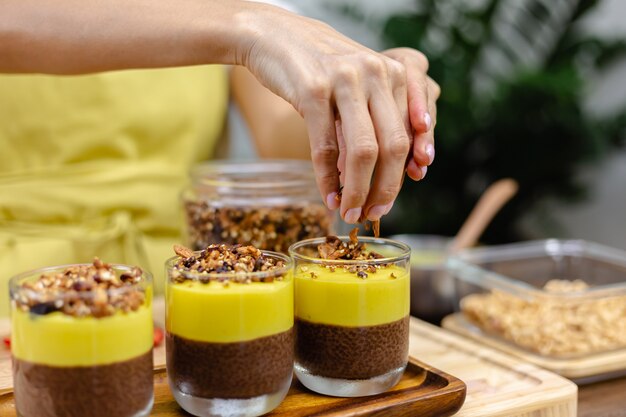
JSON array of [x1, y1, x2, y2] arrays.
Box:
[[0, 0, 256, 74]]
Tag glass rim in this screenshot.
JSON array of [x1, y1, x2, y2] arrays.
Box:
[[190, 159, 316, 191], [9, 263, 152, 300], [165, 249, 293, 281], [288, 236, 411, 265]]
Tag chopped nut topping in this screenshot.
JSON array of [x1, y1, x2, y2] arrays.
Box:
[[311, 228, 388, 278], [317, 228, 383, 262], [184, 201, 331, 253], [14, 258, 145, 318], [171, 244, 286, 284]]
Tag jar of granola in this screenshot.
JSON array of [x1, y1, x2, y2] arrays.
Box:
[[182, 160, 333, 253]]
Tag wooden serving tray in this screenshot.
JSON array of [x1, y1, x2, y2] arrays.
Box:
[[443, 313, 626, 384], [151, 358, 465, 417]]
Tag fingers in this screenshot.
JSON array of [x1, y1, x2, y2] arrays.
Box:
[[302, 99, 341, 211], [383, 48, 431, 134], [335, 85, 378, 224], [335, 119, 347, 184], [364, 88, 410, 221], [410, 76, 439, 178]]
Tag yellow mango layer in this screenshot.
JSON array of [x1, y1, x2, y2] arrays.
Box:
[[166, 273, 293, 343], [11, 305, 153, 366], [295, 264, 409, 327]]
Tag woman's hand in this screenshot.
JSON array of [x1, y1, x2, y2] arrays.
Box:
[[240, 5, 438, 223], [0, 0, 437, 224]]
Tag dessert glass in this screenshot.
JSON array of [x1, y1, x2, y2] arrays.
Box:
[[182, 160, 332, 253], [289, 236, 411, 397], [10, 262, 154, 417], [165, 248, 294, 417]]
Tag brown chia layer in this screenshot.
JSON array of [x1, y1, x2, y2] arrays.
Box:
[[166, 328, 294, 399], [295, 316, 409, 380], [13, 350, 153, 417]]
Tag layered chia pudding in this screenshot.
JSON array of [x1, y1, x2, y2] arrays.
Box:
[[289, 231, 410, 397], [165, 244, 293, 417], [10, 259, 154, 417]]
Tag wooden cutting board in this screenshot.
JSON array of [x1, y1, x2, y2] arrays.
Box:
[[409, 318, 578, 417]]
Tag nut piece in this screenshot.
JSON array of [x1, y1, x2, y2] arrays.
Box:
[[174, 244, 195, 259]]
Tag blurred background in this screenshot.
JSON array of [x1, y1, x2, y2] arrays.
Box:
[[230, 0, 626, 249]]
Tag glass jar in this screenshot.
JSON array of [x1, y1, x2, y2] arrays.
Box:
[[10, 262, 154, 417], [182, 160, 333, 253], [289, 237, 411, 397], [165, 250, 294, 417]]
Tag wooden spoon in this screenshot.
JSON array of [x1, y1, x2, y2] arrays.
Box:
[[449, 178, 519, 252]]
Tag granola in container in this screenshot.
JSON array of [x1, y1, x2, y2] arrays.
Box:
[[447, 240, 626, 359], [183, 160, 333, 253]]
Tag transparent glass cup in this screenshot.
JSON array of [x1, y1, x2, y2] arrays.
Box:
[[289, 237, 411, 397], [165, 251, 294, 417], [182, 160, 333, 253], [10, 264, 154, 417]]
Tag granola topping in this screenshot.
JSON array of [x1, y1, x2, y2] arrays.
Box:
[[170, 244, 286, 284], [13, 258, 145, 318], [311, 228, 387, 278]]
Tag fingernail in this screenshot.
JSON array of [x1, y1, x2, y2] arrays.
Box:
[[344, 207, 362, 224], [424, 112, 432, 131], [367, 202, 394, 221], [326, 192, 340, 210], [425, 144, 435, 165], [420, 166, 428, 180]]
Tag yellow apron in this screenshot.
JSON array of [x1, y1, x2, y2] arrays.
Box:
[[0, 66, 228, 316]]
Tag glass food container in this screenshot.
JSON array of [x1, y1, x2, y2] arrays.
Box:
[[165, 247, 294, 417], [289, 236, 411, 397], [10, 260, 154, 417], [446, 239, 626, 382], [182, 160, 333, 253]]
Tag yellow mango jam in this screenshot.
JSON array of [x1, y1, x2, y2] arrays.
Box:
[[166, 273, 293, 343], [11, 305, 153, 367], [295, 264, 409, 327]]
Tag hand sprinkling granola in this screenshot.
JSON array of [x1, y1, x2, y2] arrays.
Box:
[[14, 258, 145, 318]]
